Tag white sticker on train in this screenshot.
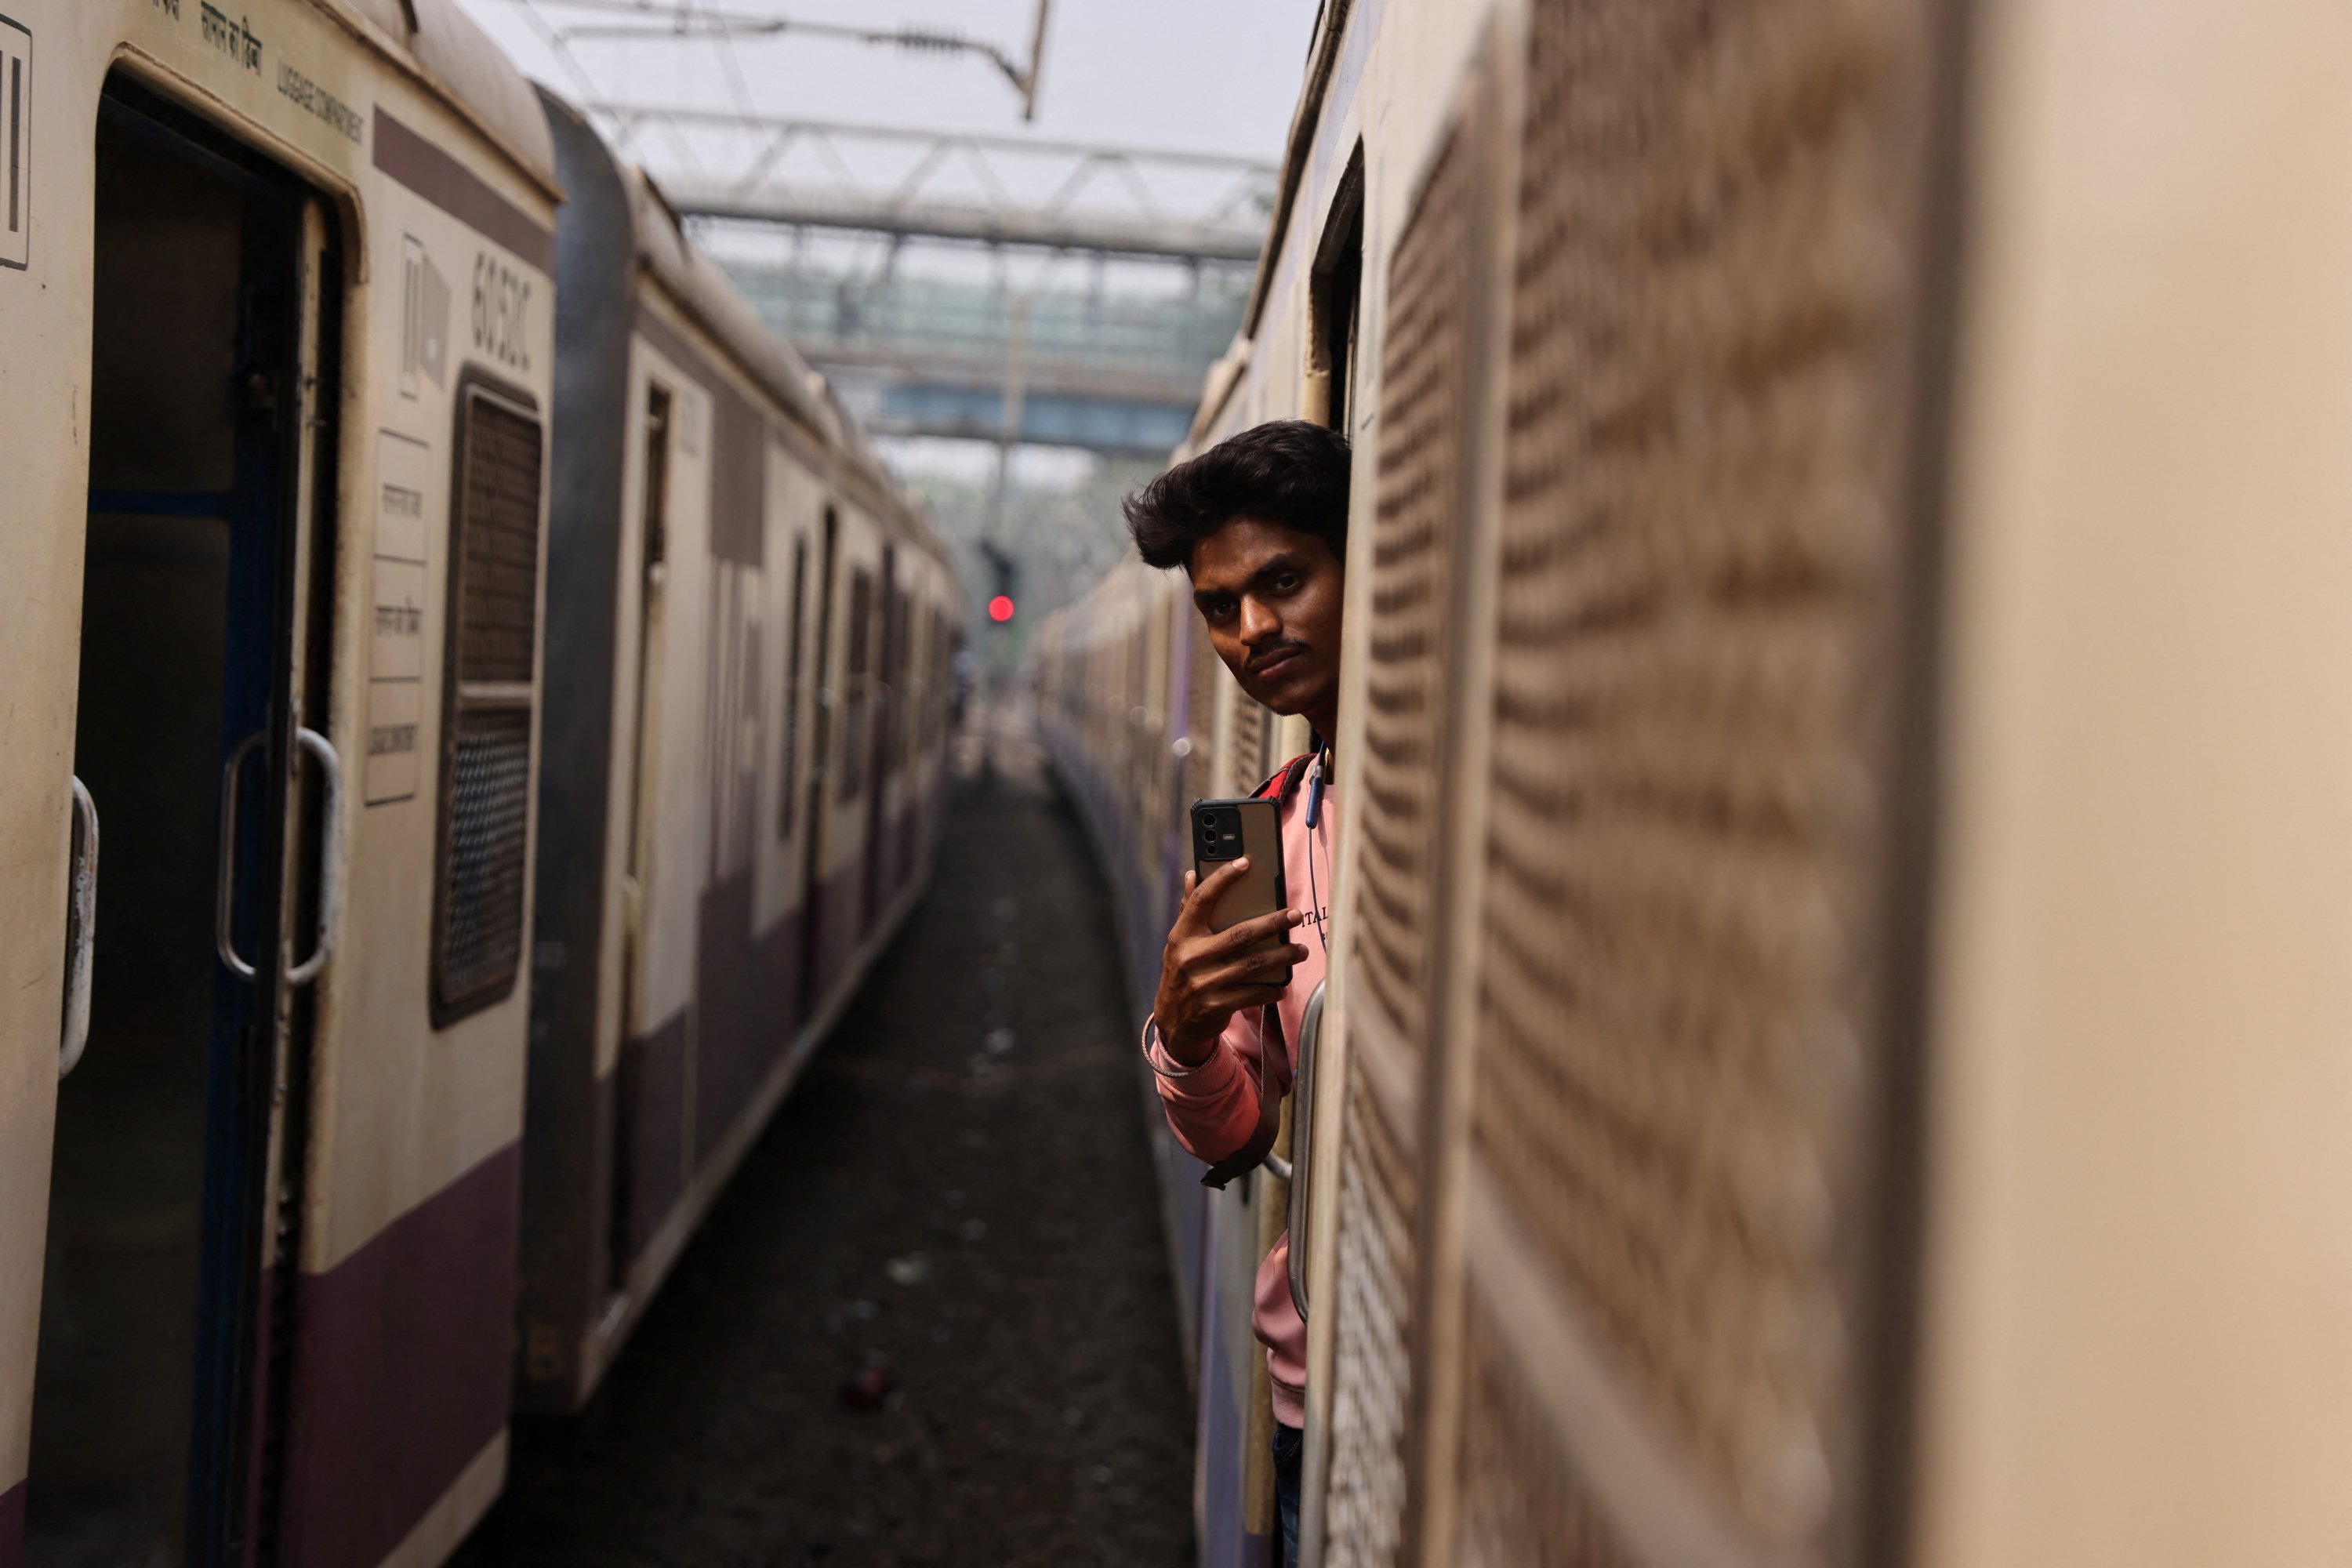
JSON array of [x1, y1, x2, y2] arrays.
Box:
[[365, 675, 421, 806], [401, 235, 452, 400], [369, 430, 434, 806], [1, 14, 29, 272], [372, 558, 426, 681], [377, 429, 432, 563]]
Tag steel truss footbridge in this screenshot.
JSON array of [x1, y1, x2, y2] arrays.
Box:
[[586, 103, 1276, 459]]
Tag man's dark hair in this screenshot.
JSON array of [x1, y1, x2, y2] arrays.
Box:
[[1123, 419, 1351, 572]]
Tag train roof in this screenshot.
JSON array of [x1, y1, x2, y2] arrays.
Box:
[[618, 163, 849, 456], [619, 165, 951, 561], [331, 0, 560, 198]]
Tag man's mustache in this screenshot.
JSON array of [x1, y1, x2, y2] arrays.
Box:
[[1246, 641, 1310, 673]]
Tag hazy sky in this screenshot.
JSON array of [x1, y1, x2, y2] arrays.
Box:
[[453, 0, 1321, 163]]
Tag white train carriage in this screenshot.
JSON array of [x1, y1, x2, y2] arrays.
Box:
[[1038, 546, 1310, 1567], [518, 96, 961, 1411], [0, 2, 559, 1563], [1044, 1, 2352, 1566]]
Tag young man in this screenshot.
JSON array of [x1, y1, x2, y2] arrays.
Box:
[[1123, 419, 1348, 1567]]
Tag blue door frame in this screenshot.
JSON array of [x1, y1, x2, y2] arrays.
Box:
[[89, 85, 318, 1568]]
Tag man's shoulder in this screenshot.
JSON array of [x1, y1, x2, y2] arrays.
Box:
[[1250, 751, 1315, 803]]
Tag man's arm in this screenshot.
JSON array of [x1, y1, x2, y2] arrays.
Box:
[[1146, 858, 1305, 1163]]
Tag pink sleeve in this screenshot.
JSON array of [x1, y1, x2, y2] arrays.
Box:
[[1143, 1013, 1267, 1165]]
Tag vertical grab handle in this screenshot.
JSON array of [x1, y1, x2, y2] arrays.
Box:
[[59, 777, 100, 1079], [216, 731, 266, 982], [812, 686, 837, 780], [1287, 978, 1327, 1321], [214, 728, 344, 987], [286, 727, 343, 987]]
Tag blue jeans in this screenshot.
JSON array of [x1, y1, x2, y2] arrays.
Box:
[[1272, 1422, 1303, 1567]]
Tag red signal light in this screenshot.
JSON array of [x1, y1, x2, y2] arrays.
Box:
[[988, 594, 1016, 623]]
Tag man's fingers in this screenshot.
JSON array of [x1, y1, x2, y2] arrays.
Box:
[[1174, 856, 1255, 932], [1196, 945, 1305, 993], [1205, 906, 1304, 956], [1178, 924, 1294, 979]]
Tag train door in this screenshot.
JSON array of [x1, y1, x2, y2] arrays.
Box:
[[860, 543, 898, 943], [798, 506, 840, 1016], [29, 85, 337, 1568], [771, 514, 811, 1028], [610, 382, 673, 1294], [1279, 144, 1364, 1565]]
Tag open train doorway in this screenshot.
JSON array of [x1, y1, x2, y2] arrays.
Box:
[[860, 543, 898, 943], [798, 505, 840, 1012], [609, 379, 672, 1296], [1309, 150, 1364, 438], [29, 82, 336, 1568]]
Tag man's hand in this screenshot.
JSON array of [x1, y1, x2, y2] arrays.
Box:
[[1153, 858, 1308, 1068]]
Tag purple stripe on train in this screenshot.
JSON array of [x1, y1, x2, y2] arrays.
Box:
[[0, 1479, 24, 1568], [275, 1145, 521, 1568]]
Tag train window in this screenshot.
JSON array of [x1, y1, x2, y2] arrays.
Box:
[[931, 607, 951, 745], [1310, 147, 1367, 435], [839, 565, 873, 800], [779, 534, 808, 837], [1182, 616, 1219, 805], [877, 572, 896, 781], [884, 571, 911, 775], [432, 379, 544, 1024]]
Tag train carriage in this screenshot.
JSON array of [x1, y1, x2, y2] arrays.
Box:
[[0, 9, 962, 1562], [1041, 1, 2352, 1566], [518, 95, 962, 1412], [0, 2, 560, 1561]]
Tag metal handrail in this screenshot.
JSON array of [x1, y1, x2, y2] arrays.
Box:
[[216, 731, 267, 982], [59, 777, 100, 1079], [216, 727, 343, 987], [1287, 978, 1327, 1321], [286, 727, 343, 987]]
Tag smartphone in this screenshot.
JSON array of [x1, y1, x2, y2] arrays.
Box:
[[1191, 797, 1287, 934]]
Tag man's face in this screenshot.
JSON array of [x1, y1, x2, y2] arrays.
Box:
[[1188, 517, 1345, 722]]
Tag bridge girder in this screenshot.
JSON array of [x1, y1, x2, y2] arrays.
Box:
[[860, 383, 1193, 457], [667, 182, 1264, 263], [592, 103, 1276, 261]]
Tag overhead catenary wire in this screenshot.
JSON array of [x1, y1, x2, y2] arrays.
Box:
[[687, 0, 760, 121], [507, 0, 604, 100], [518, 0, 1048, 116]]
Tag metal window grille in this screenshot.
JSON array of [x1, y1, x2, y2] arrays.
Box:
[[434, 382, 543, 1022], [1454, 0, 1938, 1558], [1324, 115, 1475, 1568]]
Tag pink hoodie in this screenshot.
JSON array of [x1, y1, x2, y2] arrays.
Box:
[[1146, 764, 1334, 1429]]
